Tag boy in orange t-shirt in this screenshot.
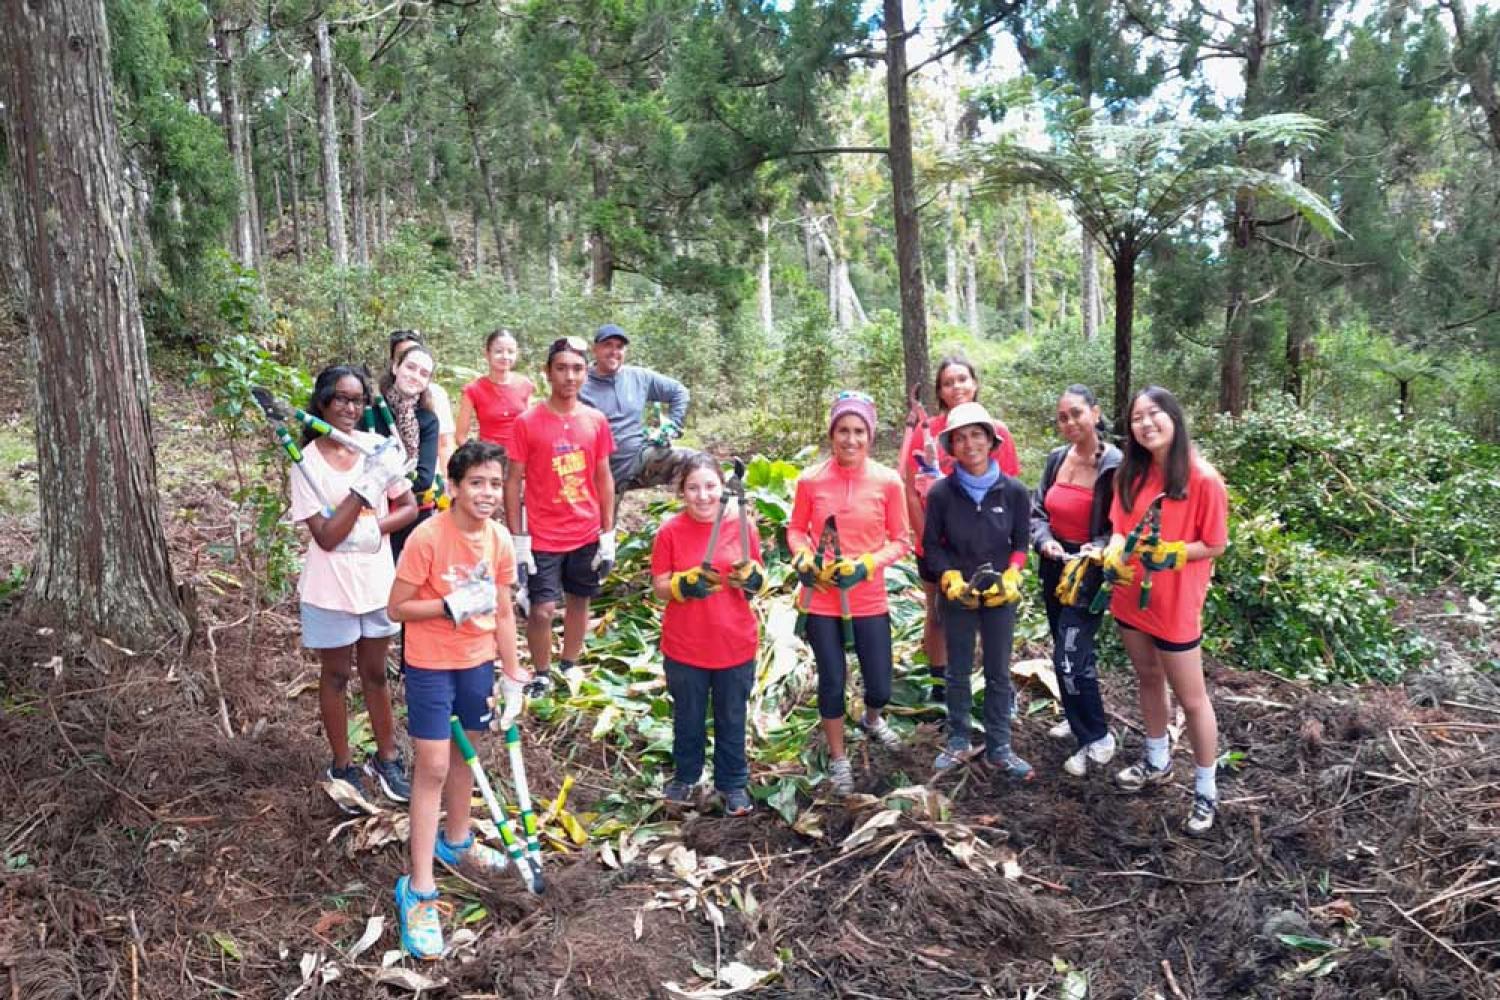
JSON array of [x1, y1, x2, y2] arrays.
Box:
[[388, 441, 531, 959]]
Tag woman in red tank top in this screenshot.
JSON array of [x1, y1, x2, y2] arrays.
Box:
[[456, 328, 535, 456]]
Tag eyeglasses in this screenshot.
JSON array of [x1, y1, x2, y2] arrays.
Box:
[[329, 392, 367, 408], [834, 390, 874, 404]]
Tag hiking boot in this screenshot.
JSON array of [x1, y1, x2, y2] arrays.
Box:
[[325, 761, 371, 814], [434, 831, 510, 877], [1085, 733, 1117, 766], [860, 716, 902, 750], [1048, 718, 1074, 740], [662, 779, 697, 810], [1185, 794, 1218, 836], [394, 876, 444, 960], [366, 752, 411, 804], [984, 746, 1034, 782], [934, 736, 978, 772], [1116, 758, 1173, 792], [720, 788, 754, 817], [826, 758, 854, 797]]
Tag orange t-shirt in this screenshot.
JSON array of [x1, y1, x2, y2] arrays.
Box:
[[786, 457, 911, 618], [1108, 457, 1229, 644], [395, 511, 517, 670]]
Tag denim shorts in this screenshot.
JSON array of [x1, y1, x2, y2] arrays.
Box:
[[403, 661, 496, 740], [300, 603, 400, 649]]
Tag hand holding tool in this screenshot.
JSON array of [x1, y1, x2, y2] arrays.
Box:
[[1090, 493, 1166, 614], [832, 554, 875, 590], [443, 562, 497, 626], [941, 569, 978, 609], [726, 561, 765, 593], [448, 718, 543, 894], [669, 565, 722, 601], [827, 515, 855, 650], [592, 529, 617, 579]]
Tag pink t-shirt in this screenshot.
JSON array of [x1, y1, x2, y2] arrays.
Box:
[[289, 430, 408, 614]]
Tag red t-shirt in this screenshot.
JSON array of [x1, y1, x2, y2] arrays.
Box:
[[395, 511, 517, 670], [650, 510, 762, 668], [463, 375, 534, 450], [786, 458, 911, 618], [1108, 456, 1229, 644], [1044, 481, 1094, 545], [508, 402, 615, 552], [900, 411, 1021, 557]]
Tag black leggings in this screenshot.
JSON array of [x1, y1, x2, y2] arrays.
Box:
[[806, 613, 893, 720]]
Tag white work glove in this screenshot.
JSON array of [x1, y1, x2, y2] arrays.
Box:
[[497, 673, 527, 729], [442, 562, 497, 626], [592, 529, 617, 579], [334, 512, 383, 554], [513, 534, 537, 575]]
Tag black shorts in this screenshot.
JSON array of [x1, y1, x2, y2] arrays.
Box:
[[527, 543, 601, 604], [915, 552, 939, 585], [1116, 619, 1201, 652]]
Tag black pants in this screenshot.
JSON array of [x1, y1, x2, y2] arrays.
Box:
[[663, 656, 754, 791], [1039, 548, 1110, 747], [942, 600, 1018, 752], [806, 613, 893, 720]]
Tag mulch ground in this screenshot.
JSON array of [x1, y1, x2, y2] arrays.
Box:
[[1, 380, 1497, 999]]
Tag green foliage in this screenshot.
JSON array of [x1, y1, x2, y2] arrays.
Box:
[[1205, 511, 1417, 684], [1208, 398, 1500, 596]]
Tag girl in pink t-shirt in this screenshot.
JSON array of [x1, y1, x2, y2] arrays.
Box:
[[290, 365, 417, 809]]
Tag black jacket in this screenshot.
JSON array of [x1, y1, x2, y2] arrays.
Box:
[[922, 473, 1031, 579], [1030, 443, 1122, 552]]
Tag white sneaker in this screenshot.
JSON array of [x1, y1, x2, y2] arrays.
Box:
[[1086, 733, 1117, 765], [1048, 719, 1073, 740], [1063, 746, 1090, 777], [562, 664, 585, 692]]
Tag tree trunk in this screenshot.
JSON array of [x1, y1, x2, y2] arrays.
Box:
[[965, 227, 981, 336], [757, 213, 774, 335], [273, 169, 284, 231], [401, 124, 418, 207], [1021, 204, 1035, 336], [345, 70, 369, 268], [1, 0, 187, 644], [590, 159, 613, 291], [1080, 229, 1098, 340], [312, 19, 347, 266], [1111, 246, 1137, 437], [994, 219, 1009, 310], [800, 198, 821, 283], [884, 0, 932, 407], [546, 200, 561, 299], [1284, 276, 1315, 404], [377, 185, 388, 248], [945, 192, 961, 326], [1444, 0, 1500, 158], [284, 103, 305, 265], [214, 19, 255, 269], [472, 201, 485, 274], [0, 162, 29, 310]]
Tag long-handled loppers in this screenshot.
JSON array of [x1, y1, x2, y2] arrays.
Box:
[[449, 718, 544, 894], [1089, 492, 1168, 614]]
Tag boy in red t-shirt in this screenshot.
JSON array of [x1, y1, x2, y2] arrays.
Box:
[[504, 337, 616, 693], [1103, 387, 1229, 837], [650, 454, 766, 817], [388, 441, 530, 959]]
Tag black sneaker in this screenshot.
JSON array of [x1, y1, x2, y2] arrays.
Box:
[[1185, 794, 1218, 835], [366, 753, 412, 804], [663, 779, 697, 812], [325, 761, 370, 814]]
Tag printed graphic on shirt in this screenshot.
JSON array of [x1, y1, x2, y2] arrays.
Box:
[[551, 442, 591, 506]]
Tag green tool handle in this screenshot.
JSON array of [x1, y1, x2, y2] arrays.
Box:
[[290, 407, 374, 455], [450, 718, 481, 763], [505, 725, 542, 859], [828, 517, 855, 651], [269, 424, 336, 517]]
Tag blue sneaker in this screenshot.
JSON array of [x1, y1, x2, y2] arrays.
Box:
[[983, 745, 1034, 782], [394, 876, 443, 960], [366, 753, 411, 804], [434, 831, 511, 878]]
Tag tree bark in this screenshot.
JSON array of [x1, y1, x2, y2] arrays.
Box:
[[214, 19, 255, 269], [757, 213, 774, 335], [945, 191, 961, 326], [284, 102, 305, 265], [800, 198, 821, 283], [965, 227, 981, 336], [1112, 246, 1138, 438], [1444, 0, 1500, 158], [546, 200, 561, 298], [1022, 203, 1035, 335], [312, 18, 347, 266], [472, 201, 485, 274], [1081, 229, 1098, 340], [994, 218, 1009, 310], [1, 0, 187, 644], [884, 0, 932, 407], [345, 70, 370, 268], [1284, 275, 1316, 404], [590, 158, 613, 291]]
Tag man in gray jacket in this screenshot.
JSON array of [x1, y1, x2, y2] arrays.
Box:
[[580, 323, 694, 493]]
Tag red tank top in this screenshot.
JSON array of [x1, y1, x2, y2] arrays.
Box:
[[1044, 481, 1093, 544]]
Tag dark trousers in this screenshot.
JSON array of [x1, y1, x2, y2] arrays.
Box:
[[942, 600, 1017, 752], [806, 613, 893, 720], [663, 656, 754, 791], [1039, 551, 1109, 747]]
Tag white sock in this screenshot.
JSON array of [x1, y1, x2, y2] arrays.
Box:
[[1144, 734, 1170, 770], [1194, 764, 1217, 801]]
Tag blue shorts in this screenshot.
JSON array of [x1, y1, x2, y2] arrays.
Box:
[[300, 603, 400, 649], [403, 661, 495, 740]]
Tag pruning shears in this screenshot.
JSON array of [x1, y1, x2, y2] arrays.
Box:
[[828, 515, 855, 651], [961, 562, 999, 607], [250, 388, 335, 517], [1089, 492, 1168, 614], [793, 516, 840, 642]]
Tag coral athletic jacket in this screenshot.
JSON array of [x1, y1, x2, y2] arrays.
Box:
[[786, 457, 911, 618]]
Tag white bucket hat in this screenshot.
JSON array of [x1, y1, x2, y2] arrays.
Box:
[[939, 401, 998, 453]]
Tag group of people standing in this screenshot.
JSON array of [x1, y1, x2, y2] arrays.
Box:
[[281, 325, 1228, 960]]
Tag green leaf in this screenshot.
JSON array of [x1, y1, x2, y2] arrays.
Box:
[[211, 931, 242, 961], [1277, 933, 1337, 953]]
